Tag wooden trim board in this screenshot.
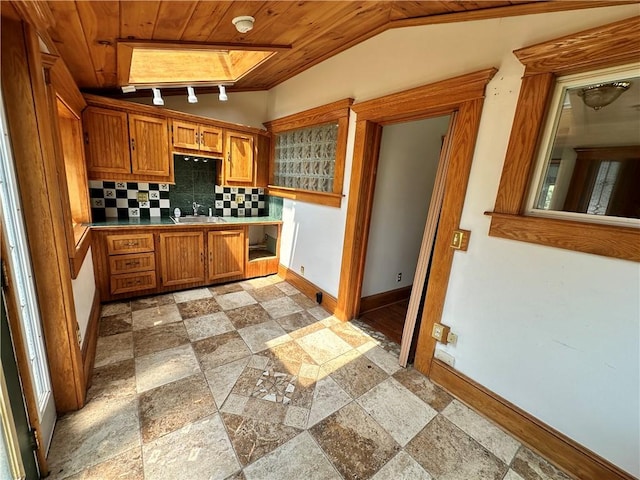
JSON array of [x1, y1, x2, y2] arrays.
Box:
[[277, 264, 337, 314], [430, 360, 636, 480], [81, 290, 101, 389], [359, 286, 412, 315]]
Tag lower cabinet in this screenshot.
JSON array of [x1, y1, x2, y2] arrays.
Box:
[[158, 231, 206, 287], [208, 229, 245, 282], [94, 223, 280, 301]]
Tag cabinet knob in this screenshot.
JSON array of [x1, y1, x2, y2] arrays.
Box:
[[131, 138, 136, 150]]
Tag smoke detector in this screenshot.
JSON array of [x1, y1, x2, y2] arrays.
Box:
[[232, 16, 255, 34]]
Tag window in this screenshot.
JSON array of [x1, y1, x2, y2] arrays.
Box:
[[488, 16, 640, 262], [526, 66, 639, 227], [264, 99, 352, 207]]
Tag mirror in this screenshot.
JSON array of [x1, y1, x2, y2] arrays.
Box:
[[531, 69, 640, 222]]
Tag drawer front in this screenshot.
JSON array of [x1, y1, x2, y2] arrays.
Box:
[[110, 271, 156, 295], [109, 252, 155, 275], [107, 233, 154, 255]]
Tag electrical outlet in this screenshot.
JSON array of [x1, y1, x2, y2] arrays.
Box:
[[447, 332, 458, 345], [137, 192, 149, 202], [432, 323, 451, 343], [434, 349, 455, 367], [236, 194, 245, 203], [300, 265, 304, 275], [397, 272, 402, 282]]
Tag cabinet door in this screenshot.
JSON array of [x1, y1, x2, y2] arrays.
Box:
[[199, 125, 223, 154], [172, 120, 199, 149], [159, 231, 205, 287], [208, 229, 245, 282], [224, 130, 254, 183], [82, 107, 130, 176], [129, 114, 170, 177]]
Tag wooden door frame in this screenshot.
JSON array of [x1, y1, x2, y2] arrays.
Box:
[[335, 68, 497, 377]]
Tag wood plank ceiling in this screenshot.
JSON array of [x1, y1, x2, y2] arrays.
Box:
[[43, 1, 625, 94]]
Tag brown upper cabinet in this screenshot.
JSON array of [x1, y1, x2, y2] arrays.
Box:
[[83, 106, 171, 182], [225, 130, 255, 184], [172, 120, 223, 154]]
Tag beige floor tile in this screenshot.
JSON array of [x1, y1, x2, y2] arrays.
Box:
[[359, 344, 402, 375], [310, 402, 400, 479], [132, 322, 189, 357], [237, 320, 291, 353], [284, 406, 309, 429], [86, 359, 135, 402], [243, 432, 341, 480], [442, 400, 521, 465], [173, 287, 213, 303], [176, 297, 221, 319], [259, 340, 317, 376], [130, 293, 175, 312], [210, 282, 245, 295], [307, 376, 352, 427], [504, 470, 527, 480], [371, 451, 433, 480], [98, 312, 132, 337], [392, 367, 453, 411], [192, 331, 251, 371], [247, 285, 285, 302], [511, 447, 572, 480], [226, 304, 272, 329], [220, 393, 250, 415], [290, 293, 317, 309], [274, 282, 301, 296], [135, 344, 200, 393], [307, 306, 331, 321], [142, 414, 240, 480], [276, 310, 318, 334], [261, 296, 304, 319], [321, 349, 388, 398], [216, 290, 258, 310], [329, 322, 371, 348], [47, 396, 140, 479], [138, 373, 216, 443], [222, 412, 301, 466], [406, 415, 507, 480], [183, 312, 235, 341], [296, 328, 353, 365], [61, 447, 143, 480], [100, 301, 130, 317], [131, 303, 181, 331], [358, 377, 437, 446], [204, 356, 250, 408], [94, 332, 133, 368]]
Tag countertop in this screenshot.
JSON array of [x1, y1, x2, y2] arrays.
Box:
[[88, 216, 283, 228]]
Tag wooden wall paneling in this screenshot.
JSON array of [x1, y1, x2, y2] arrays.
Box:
[[414, 98, 485, 375], [152, 1, 199, 40], [119, 1, 162, 39], [335, 120, 383, 320], [256, 134, 270, 187], [50, 59, 87, 117], [2, 17, 85, 411], [493, 73, 555, 214], [204, 1, 270, 44], [222, 1, 294, 45], [46, 1, 98, 88], [180, 2, 233, 42], [0, 230, 49, 475], [75, 1, 119, 87], [359, 286, 413, 315], [430, 360, 637, 480]]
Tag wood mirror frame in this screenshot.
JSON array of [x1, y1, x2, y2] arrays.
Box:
[[487, 16, 640, 262]]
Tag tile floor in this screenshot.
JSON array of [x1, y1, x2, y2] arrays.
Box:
[[47, 275, 571, 480]]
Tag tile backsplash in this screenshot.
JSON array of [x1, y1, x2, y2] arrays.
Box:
[[214, 185, 265, 217], [89, 181, 170, 220]]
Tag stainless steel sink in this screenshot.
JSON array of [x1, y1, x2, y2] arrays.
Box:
[[171, 216, 226, 224]]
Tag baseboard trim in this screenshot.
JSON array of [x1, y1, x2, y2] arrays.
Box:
[[429, 360, 636, 480], [81, 290, 101, 391], [359, 285, 412, 315], [277, 264, 337, 314]]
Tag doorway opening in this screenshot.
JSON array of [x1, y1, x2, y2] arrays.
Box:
[[358, 115, 451, 352]]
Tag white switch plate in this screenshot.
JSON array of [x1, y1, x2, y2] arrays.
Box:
[[434, 349, 455, 367]]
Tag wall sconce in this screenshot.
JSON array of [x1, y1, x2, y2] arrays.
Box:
[[577, 82, 631, 110], [152, 88, 164, 106], [218, 85, 228, 102], [187, 86, 198, 103]]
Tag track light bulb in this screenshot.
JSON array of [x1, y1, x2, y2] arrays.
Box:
[[187, 86, 198, 103], [218, 85, 228, 102], [152, 88, 164, 106]]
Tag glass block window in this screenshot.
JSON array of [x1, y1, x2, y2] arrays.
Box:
[[273, 123, 338, 193]]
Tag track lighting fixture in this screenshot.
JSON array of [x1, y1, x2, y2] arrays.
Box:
[[152, 88, 164, 106], [218, 85, 228, 102], [187, 86, 198, 103]]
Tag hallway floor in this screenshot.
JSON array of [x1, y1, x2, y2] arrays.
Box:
[[47, 275, 570, 480]]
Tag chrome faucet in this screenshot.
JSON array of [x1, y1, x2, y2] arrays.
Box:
[[192, 201, 201, 216]]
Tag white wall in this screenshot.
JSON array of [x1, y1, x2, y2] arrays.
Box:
[[71, 248, 96, 347], [130, 90, 268, 130], [267, 5, 640, 476], [361, 116, 450, 297]]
